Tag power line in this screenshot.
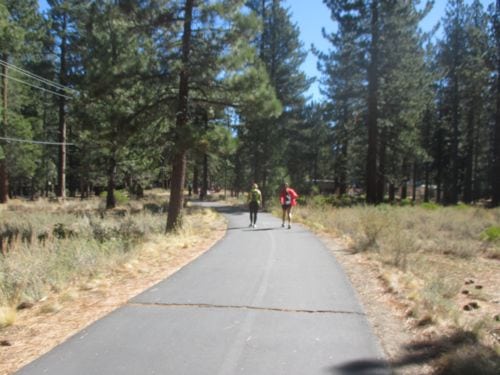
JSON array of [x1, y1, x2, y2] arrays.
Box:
[[0, 59, 74, 94], [0, 136, 75, 146], [0, 72, 73, 100], [0, 58, 77, 95]]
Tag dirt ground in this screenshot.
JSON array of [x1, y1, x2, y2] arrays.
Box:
[[1, 214, 490, 375], [320, 235, 435, 375]]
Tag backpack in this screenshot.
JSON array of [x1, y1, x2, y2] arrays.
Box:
[[284, 190, 291, 205], [251, 189, 259, 203]]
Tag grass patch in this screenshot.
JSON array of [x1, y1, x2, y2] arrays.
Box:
[[0, 306, 16, 328], [481, 226, 500, 242], [420, 202, 440, 210]]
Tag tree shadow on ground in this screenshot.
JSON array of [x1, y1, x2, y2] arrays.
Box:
[[245, 227, 278, 232], [329, 359, 389, 374], [328, 329, 499, 375], [208, 205, 246, 215]]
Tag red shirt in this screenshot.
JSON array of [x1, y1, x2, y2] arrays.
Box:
[[280, 187, 299, 206]]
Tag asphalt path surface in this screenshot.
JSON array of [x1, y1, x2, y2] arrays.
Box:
[[17, 203, 390, 375]]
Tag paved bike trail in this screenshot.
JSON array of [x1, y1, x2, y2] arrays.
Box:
[[16, 204, 390, 375]]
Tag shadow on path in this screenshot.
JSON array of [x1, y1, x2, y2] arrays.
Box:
[[330, 329, 500, 374], [242, 227, 280, 232], [328, 359, 388, 375]]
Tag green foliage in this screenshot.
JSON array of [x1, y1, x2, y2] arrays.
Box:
[[400, 198, 413, 207], [300, 194, 365, 208], [420, 202, 440, 210], [234, 0, 309, 202], [480, 226, 500, 242], [1, 0, 498, 213], [454, 203, 471, 210], [99, 190, 129, 205], [435, 0, 492, 204]]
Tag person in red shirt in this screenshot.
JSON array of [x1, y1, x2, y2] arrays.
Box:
[[279, 182, 299, 229]]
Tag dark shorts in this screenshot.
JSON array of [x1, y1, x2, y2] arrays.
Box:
[[249, 201, 259, 211], [282, 204, 291, 210]]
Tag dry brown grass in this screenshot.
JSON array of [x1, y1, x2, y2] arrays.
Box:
[[284, 202, 500, 374], [0, 194, 227, 375]]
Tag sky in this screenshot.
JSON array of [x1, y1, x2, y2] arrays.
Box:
[[286, 0, 494, 102]]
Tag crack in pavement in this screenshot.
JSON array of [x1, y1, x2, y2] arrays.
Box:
[[128, 302, 365, 316]]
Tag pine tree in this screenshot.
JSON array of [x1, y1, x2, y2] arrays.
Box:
[[492, 0, 500, 206], [74, 1, 174, 209], [435, 0, 492, 204], [47, 0, 77, 199], [166, 0, 280, 230], [0, 0, 46, 202], [286, 103, 333, 192], [322, 0, 429, 203], [377, 1, 430, 202], [461, 1, 490, 202], [319, 0, 367, 196], [240, 0, 309, 202]]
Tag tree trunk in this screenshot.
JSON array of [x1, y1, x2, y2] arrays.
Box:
[[436, 125, 444, 203], [493, 0, 500, 206], [412, 162, 417, 202], [262, 169, 268, 209], [339, 139, 348, 195], [401, 159, 408, 200], [449, 48, 460, 205], [389, 183, 395, 203], [166, 0, 194, 232], [424, 163, 430, 203], [201, 153, 208, 200], [57, 14, 68, 199], [106, 157, 117, 209], [201, 111, 209, 201], [193, 164, 199, 195], [473, 122, 480, 201], [463, 106, 475, 203], [0, 53, 9, 203], [377, 132, 386, 202], [366, 0, 379, 204], [401, 182, 407, 200]]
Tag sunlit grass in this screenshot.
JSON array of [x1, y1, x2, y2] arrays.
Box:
[[0, 194, 223, 328], [0, 306, 16, 328]]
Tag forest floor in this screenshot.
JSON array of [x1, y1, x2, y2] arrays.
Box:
[[1, 201, 498, 374]]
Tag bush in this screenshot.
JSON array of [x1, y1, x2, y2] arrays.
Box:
[[99, 190, 129, 205], [454, 202, 471, 210], [301, 194, 364, 208], [353, 207, 387, 252], [420, 202, 440, 210], [480, 226, 500, 242], [400, 198, 413, 207]]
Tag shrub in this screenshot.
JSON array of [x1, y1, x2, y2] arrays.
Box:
[[99, 190, 129, 205], [353, 207, 387, 252], [420, 202, 440, 210], [454, 202, 471, 210], [400, 198, 413, 207], [0, 306, 16, 328], [480, 226, 500, 242]]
